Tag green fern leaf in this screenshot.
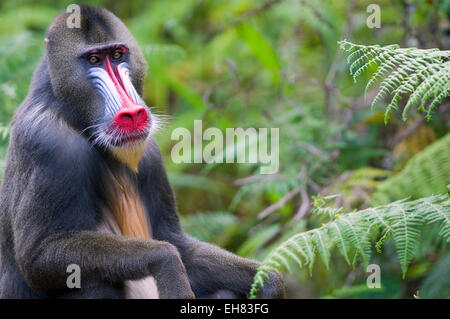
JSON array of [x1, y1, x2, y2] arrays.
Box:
[[339, 214, 372, 268], [249, 194, 449, 298], [328, 221, 351, 265], [421, 196, 450, 243], [339, 40, 450, 123], [312, 228, 331, 269], [386, 201, 423, 278]]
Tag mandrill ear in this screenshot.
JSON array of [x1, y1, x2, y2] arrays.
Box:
[[44, 38, 49, 49]]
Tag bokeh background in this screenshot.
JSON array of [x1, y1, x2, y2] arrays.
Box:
[[0, 0, 449, 298]]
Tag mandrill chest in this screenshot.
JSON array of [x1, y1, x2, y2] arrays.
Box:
[[96, 168, 159, 299]]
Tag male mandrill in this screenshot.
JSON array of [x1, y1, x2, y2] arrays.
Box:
[[0, 6, 284, 298]]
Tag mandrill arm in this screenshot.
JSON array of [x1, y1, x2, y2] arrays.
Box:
[[138, 141, 285, 299], [177, 236, 285, 299]]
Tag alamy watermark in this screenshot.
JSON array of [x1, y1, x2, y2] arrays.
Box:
[[66, 264, 81, 289], [366, 4, 381, 29], [366, 264, 381, 288], [66, 4, 81, 29], [171, 120, 279, 174]]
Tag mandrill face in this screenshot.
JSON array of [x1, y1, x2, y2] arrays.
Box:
[[85, 44, 150, 146], [45, 6, 155, 170]]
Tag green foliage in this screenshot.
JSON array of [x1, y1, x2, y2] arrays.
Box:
[[180, 211, 237, 243], [373, 133, 450, 204], [419, 252, 450, 298], [325, 167, 392, 209], [0, 125, 10, 140], [339, 40, 450, 123], [237, 23, 281, 85], [0, 31, 43, 183], [0, 0, 448, 299], [250, 194, 450, 298], [237, 224, 281, 257], [322, 284, 385, 299], [0, 32, 42, 125]]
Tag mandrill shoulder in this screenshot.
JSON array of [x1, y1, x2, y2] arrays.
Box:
[[9, 100, 103, 182]]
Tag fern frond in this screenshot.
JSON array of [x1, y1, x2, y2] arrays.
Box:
[[373, 133, 450, 204], [340, 213, 372, 268], [385, 200, 423, 278], [421, 198, 450, 243], [403, 63, 449, 120], [312, 228, 331, 270], [339, 40, 450, 123], [249, 193, 450, 298], [249, 231, 316, 299]]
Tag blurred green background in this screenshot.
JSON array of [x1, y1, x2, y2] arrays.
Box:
[[0, 0, 449, 298]]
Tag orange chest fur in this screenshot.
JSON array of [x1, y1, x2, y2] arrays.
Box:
[[97, 168, 158, 298], [99, 168, 151, 239]]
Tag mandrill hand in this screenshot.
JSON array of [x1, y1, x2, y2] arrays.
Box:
[[255, 269, 285, 299], [198, 268, 285, 299]]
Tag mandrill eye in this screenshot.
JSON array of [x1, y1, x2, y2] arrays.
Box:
[[88, 55, 101, 65], [112, 51, 123, 60]]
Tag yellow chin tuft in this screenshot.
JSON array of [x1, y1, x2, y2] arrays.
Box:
[[110, 141, 147, 172]]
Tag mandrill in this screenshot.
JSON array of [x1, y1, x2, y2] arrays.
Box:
[[0, 6, 284, 299]]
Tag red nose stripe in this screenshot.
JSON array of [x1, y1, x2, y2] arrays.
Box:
[[105, 56, 135, 109], [105, 56, 148, 133]]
